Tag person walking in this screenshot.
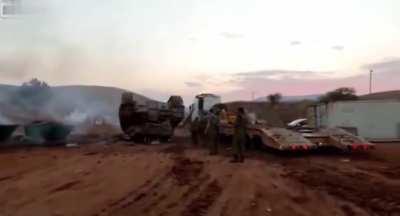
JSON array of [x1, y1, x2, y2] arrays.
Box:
[[231, 107, 248, 163]]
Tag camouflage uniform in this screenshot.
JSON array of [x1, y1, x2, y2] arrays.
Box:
[[232, 111, 248, 162], [206, 112, 220, 155]]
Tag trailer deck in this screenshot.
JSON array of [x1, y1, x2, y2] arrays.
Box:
[[219, 123, 374, 152]]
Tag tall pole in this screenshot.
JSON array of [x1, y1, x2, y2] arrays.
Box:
[[369, 70, 373, 94]]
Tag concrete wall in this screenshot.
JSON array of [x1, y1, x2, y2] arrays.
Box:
[[317, 100, 400, 139]]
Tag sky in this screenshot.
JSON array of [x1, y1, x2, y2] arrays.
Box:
[[0, 0, 400, 103]]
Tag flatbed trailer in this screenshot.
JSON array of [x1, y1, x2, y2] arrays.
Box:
[[219, 123, 374, 152], [219, 123, 317, 151], [304, 128, 375, 151]]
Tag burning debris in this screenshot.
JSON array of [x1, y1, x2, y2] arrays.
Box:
[[0, 79, 124, 146], [0, 121, 73, 146], [24, 121, 73, 145]]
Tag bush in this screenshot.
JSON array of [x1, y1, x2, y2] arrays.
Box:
[[319, 87, 358, 103]]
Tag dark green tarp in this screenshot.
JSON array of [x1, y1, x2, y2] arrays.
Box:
[[0, 125, 18, 141], [24, 122, 73, 144]]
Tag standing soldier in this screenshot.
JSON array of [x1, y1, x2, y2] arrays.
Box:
[[190, 117, 200, 145], [205, 108, 220, 155], [232, 107, 248, 163]]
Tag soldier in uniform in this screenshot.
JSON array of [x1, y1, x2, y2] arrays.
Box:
[[205, 108, 220, 155], [231, 107, 248, 163], [190, 117, 200, 145]]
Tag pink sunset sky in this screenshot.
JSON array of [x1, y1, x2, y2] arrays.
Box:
[[0, 0, 399, 103]]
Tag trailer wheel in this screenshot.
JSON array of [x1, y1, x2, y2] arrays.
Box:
[[160, 137, 170, 143], [245, 135, 255, 150], [251, 135, 263, 150]]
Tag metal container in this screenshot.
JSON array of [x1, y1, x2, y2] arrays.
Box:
[[309, 100, 400, 139], [24, 122, 73, 143], [0, 125, 18, 141]]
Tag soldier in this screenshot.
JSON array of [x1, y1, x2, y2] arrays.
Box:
[[205, 108, 220, 155], [231, 107, 248, 163], [190, 117, 200, 145]]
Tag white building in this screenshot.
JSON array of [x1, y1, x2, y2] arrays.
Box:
[[309, 100, 400, 140]]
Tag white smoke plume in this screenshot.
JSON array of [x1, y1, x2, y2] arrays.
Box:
[[0, 0, 143, 85]]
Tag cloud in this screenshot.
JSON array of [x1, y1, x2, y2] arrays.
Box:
[[188, 37, 197, 42], [290, 41, 301, 46], [185, 81, 202, 88], [0, 0, 148, 86], [220, 32, 244, 39], [234, 70, 331, 79], [217, 59, 400, 102], [221, 74, 363, 102], [332, 45, 344, 51], [361, 58, 400, 73]]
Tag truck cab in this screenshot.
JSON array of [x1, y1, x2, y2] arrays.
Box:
[[190, 93, 221, 121]]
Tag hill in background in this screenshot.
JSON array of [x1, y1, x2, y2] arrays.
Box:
[[2, 80, 399, 129], [0, 84, 155, 126], [241, 90, 400, 127], [255, 94, 320, 102]]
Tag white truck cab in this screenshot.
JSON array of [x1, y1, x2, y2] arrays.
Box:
[[1, 0, 19, 18], [190, 93, 221, 121]]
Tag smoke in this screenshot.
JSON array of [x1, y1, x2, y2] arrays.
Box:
[[0, 113, 12, 125], [0, 0, 142, 85], [0, 0, 149, 131], [61, 101, 119, 127], [0, 81, 129, 135], [0, 1, 171, 133]]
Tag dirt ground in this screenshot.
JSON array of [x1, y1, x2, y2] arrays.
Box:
[[0, 132, 400, 216]]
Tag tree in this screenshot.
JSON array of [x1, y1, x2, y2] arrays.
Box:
[[22, 78, 49, 88], [319, 87, 358, 103], [267, 93, 282, 107], [11, 78, 52, 110]]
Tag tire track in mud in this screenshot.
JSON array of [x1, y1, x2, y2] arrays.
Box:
[[356, 165, 400, 180], [49, 180, 81, 193], [281, 163, 400, 215], [162, 144, 224, 216], [98, 144, 186, 215], [0, 175, 15, 182], [181, 180, 223, 216], [100, 143, 218, 216], [101, 170, 171, 215], [219, 200, 231, 216], [139, 153, 210, 215]]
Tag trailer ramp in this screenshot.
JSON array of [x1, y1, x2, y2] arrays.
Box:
[[321, 128, 375, 151], [254, 127, 317, 151]]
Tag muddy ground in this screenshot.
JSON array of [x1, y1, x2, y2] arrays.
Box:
[[0, 132, 399, 216]]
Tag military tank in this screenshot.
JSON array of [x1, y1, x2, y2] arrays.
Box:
[[119, 92, 185, 143]]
